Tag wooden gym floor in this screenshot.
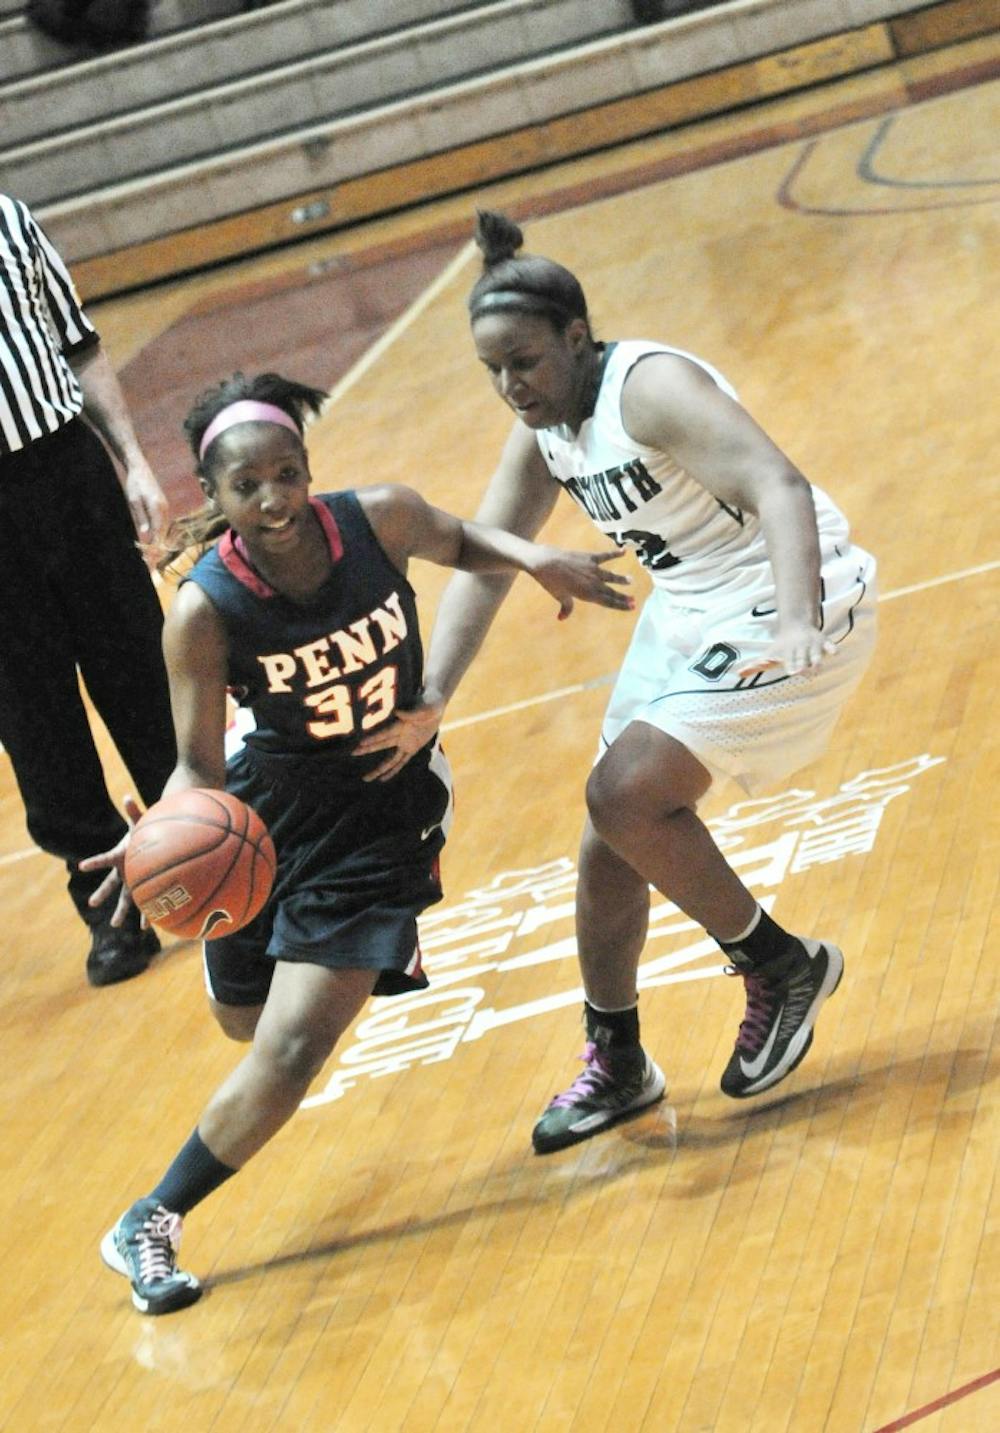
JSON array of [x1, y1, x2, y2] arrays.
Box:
[[1, 36, 997, 1433]]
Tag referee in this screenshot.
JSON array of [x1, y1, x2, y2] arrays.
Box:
[[0, 192, 176, 986]]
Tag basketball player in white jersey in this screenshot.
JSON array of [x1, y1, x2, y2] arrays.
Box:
[[356, 210, 877, 1154]]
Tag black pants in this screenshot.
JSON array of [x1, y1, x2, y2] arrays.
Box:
[[0, 420, 176, 927]]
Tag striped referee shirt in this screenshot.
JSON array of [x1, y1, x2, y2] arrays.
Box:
[[0, 192, 99, 455]]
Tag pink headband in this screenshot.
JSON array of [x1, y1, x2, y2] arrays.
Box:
[[198, 400, 302, 461]]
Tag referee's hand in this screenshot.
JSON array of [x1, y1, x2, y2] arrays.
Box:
[[124, 459, 170, 549]]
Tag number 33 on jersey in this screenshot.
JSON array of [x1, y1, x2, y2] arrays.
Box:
[[185, 491, 424, 755]]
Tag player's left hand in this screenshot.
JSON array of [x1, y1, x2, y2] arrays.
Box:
[[524, 546, 635, 622], [352, 696, 446, 783], [737, 622, 836, 678], [78, 793, 145, 926]]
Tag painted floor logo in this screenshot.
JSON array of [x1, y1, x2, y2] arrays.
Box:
[[302, 754, 944, 1108]]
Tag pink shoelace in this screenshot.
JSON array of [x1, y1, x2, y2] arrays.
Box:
[[132, 1207, 183, 1284], [732, 972, 779, 1054], [549, 1041, 615, 1109], [732, 960, 815, 1054]]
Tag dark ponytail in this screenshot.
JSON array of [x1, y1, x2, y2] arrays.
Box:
[[468, 209, 590, 333], [474, 209, 525, 267]]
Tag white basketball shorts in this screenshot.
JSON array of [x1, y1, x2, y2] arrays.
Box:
[[600, 547, 877, 795]]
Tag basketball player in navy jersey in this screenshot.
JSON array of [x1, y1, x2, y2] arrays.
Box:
[[356, 211, 878, 1155], [82, 371, 633, 1315]]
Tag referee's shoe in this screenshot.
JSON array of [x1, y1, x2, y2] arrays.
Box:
[[86, 908, 159, 987]]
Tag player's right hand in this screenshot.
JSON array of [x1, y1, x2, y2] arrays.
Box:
[[352, 696, 445, 782], [523, 546, 635, 622], [78, 793, 144, 926], [737, 622, 836, 678]]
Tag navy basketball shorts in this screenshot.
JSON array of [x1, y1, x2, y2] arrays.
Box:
[[203, 741, 453, 1007]]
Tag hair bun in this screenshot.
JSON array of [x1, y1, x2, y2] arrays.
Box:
[[474, 210, 524, 267]]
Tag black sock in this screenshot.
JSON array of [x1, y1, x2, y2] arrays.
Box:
[[150, 1129, 236, 1216], [585, 1000, 640, 1049], [715, 905, 800, 970]]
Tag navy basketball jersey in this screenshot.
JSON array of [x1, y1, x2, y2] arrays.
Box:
[[185, 491, 425, 774]]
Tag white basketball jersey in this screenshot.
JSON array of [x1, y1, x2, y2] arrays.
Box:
[[536, 341, 853, 607]]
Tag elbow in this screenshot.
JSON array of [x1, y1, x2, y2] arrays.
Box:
[[786, 466, 813, 499], [453, 525, 474, 572], [754, 465, 814, 519], [768, 462, 811, 498]]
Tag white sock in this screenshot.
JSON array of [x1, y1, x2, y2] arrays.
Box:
[[724, 904, 763, 946]]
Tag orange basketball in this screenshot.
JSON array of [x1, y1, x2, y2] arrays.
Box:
[[125, 788, 276, 941]]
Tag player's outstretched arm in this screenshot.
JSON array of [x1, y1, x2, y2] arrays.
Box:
[[361, 484, 634, 621], [356, 426, 569, 782], [419, 424, 561, 706], [354, 475, 635, 781]]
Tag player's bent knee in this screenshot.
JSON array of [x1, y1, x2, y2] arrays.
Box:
[[587, 741, 698, 844], [256, 1023, 337, 1086], [585, 775, 624, 846], [585, 761, 654, 841]]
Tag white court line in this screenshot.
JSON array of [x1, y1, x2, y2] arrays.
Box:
[[325, 239, 477, 409], [441, 557, 1000, 732], [874, 559, 999, 602], [0, 847, 40, 867], [442, 678, 613, 732]]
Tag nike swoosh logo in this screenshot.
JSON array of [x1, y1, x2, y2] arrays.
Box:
[[740, 1003, 784, 1078], [751, 603, 777, 617], [421, 825, 439, 841]]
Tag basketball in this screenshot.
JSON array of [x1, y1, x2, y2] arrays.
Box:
[[124, 788, 277, 941]]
